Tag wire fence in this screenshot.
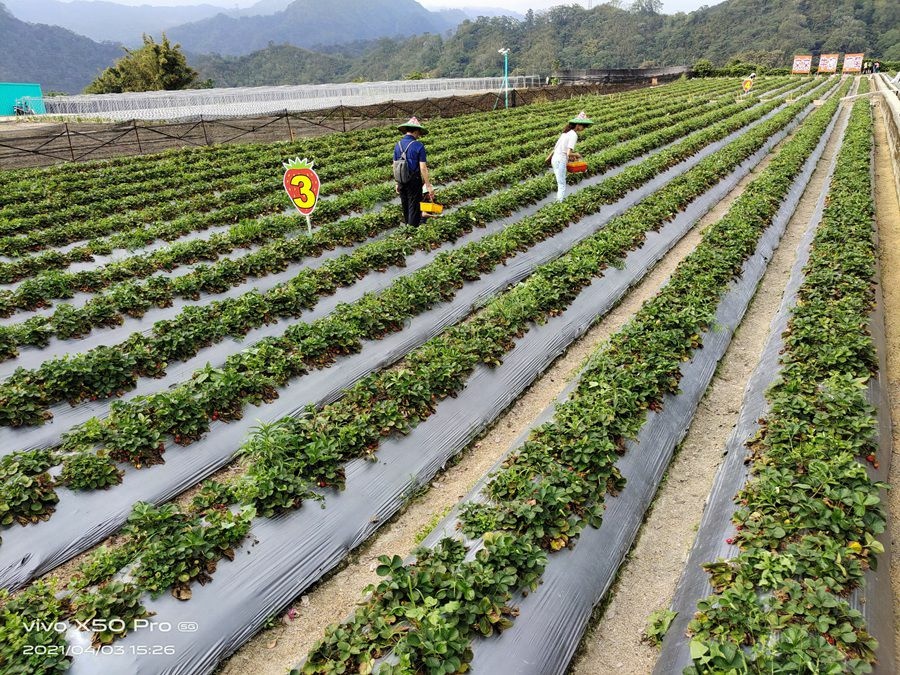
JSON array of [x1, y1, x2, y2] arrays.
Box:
[[0, 82, 646, 170], [25, 77, 543, 121]]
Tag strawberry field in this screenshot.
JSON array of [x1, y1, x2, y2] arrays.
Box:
[[0, 74, 896, 675]]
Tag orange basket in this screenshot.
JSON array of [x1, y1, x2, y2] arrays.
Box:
[[566, 160, 588, 173]]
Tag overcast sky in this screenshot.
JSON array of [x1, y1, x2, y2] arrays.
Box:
[[61, 0, 726, 16]]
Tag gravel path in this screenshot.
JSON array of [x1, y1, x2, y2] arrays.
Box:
[[873, 99, 900, 672]]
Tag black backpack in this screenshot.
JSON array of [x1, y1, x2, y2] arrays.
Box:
[[393, 138, 416, 184]]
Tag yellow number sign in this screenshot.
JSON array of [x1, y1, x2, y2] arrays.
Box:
[[282, 157, 320, 216], [289, 173, 316, 210]]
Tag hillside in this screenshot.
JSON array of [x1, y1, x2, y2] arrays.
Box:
[[1, 0, 896, 94], [0, 2, 121, 93], [194, 45, 352, 87], [189, 0, 898, 86], [351, 0, 899, 76], [167, 0, 458, 57]]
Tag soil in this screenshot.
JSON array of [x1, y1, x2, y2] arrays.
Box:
[[216, 131, 772, 675], [873, 102, 900, 671], [569, 95, 856, 674]]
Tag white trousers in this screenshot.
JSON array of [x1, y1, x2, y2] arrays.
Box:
[[551, 158, 567, 202]]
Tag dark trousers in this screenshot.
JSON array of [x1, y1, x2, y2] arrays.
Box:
[[398, 174, 423, 227]]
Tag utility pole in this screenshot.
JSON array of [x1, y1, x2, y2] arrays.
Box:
[[498, 48, 510, 109]]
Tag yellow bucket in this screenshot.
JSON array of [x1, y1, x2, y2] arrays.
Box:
[[420, 202, 444, 214]]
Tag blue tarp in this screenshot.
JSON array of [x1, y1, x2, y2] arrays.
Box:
[[0, 82, 45, 115]]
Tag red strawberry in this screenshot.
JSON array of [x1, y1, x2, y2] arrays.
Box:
[[283, 157, 320, 216]]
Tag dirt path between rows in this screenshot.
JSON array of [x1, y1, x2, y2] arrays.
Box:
[[569, 98, 855, 675], [217, 129, 793, 675], [873, 101, 900, 671]]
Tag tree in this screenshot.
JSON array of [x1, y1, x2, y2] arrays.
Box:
[[85, 34, 200, 94], [630, 0, 662, 14], [692, 58, 715, 76]]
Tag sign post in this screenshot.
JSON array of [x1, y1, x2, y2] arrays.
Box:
[[283, 157, 320, 235], [818, 54, 839, 74], [842, 53, 864, 73], [791, 55, 812, 75], [739, 75, 754, 100]]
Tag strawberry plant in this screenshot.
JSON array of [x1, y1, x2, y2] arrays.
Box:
[[71, 581, 150, 647], [0, 449, 59, 527], [60, 451, 122, 491], [104, 401, 164, 467], [0, 581, 70, 674], [147, 389, 209, 444], [69, 545, 137, 592], [130, 505, 254, 599], [644, 609, 677, 646]]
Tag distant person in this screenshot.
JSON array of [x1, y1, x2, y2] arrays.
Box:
[[393, 117, 434, 227], [874, 61, 881, 73], [547, 111, 593, 202]]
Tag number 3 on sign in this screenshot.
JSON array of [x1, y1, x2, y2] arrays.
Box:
[[289, 174, 316, 210], [282, 157, 320, 216]]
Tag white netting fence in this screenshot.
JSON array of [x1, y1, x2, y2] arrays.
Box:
[[24, 77, 542, 121]]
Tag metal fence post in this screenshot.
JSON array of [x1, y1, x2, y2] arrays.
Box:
[[132, 119, 143, 154], [285, 110, 294, 142], [200, 115, 211, 145], [64, 123, 75, 161]]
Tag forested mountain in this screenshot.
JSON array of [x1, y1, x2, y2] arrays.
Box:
[[193, 0, 899, 86], [0, 2, 121, 93], [338, 0, 898, 76], [194, 46, 353, 87], [1, 0, 897, 94], [167, 0, 459, 56]]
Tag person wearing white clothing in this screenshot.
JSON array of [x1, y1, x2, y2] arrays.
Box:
[[547, 111, 594, 202]]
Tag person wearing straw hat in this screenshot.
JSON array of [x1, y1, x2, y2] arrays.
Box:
[[547, 111, 593, 202], [393, 116, 434, 227]]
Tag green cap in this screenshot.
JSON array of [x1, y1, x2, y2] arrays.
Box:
[[568, 110, 594, 126], [398, 116, 428, 135]]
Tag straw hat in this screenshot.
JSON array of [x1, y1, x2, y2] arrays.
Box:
[[568, 111, 594, 126], [398, 116, 428, 135]]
